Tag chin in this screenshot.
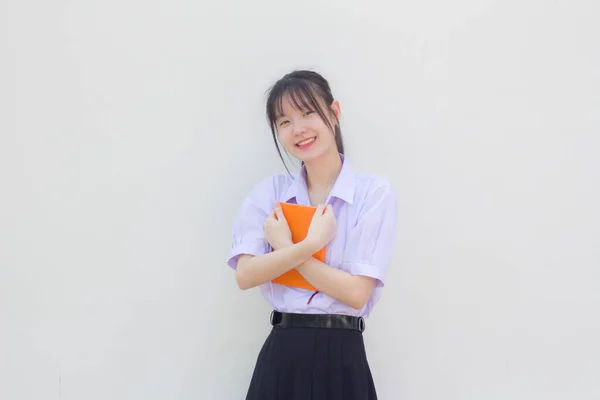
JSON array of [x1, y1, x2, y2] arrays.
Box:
[[295, 153, 318, 163], [294, 149, 330, 164]]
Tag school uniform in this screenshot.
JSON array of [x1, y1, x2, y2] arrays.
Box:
[[227, 154, 398, 400]]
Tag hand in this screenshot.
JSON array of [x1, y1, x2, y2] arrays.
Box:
[[305, 204, 337, 250], [264, 203, 293, 250]]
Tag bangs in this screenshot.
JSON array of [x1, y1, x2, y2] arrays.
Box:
[[274, 84, 317, 117], [266, 78, 335, 132]]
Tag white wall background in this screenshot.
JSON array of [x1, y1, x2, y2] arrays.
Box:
[[1, 0, 599, 399]]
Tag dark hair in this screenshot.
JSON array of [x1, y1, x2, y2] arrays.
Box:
[[266, 70, 344, 173]]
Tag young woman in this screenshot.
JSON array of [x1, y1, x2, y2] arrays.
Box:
[[227, 70, 397, 400]]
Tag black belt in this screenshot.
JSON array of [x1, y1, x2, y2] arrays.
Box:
[[270, 310, 365, 332]]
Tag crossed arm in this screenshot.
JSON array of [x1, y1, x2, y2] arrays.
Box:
[[236, 241, 376, 310]]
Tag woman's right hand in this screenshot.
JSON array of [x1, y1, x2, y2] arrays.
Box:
[[305, 204, 337, 250]]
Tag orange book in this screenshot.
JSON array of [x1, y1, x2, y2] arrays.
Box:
[[271, 202, 324, 291]]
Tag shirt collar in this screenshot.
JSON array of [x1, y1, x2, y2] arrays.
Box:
[[282, 154, 355, 205]]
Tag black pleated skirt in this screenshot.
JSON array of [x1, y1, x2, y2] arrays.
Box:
[[245, 324, 378, 400]]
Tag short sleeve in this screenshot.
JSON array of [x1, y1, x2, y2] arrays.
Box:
[[227, 178, 274, 270], [341, 178, 398, 287]]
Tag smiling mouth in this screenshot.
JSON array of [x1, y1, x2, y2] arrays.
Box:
[[296, 137, 316, 146]]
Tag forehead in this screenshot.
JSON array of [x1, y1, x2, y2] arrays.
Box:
[[275, 89, 324, 118], [276, 95, 302, 117]]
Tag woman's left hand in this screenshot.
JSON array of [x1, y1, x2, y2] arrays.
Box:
[[264, 203, 293, 250]]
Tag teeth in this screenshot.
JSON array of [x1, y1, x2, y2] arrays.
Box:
[[297, 137, 316, 146]]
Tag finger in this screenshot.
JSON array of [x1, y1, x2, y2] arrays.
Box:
[[272, 202, 280, 220], [316, 204, 326, 215], [325, 204, 333, 214], [274, 205, 285, 222]]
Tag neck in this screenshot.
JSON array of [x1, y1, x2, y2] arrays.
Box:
[[304, 151, 343, 193]]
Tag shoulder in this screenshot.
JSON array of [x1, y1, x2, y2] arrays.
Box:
[[243, 171, 295, 209], [348, 172, 397, 226], [354, 172, 396, 204]]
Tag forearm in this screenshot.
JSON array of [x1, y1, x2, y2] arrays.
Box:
[[296, 258, 376, 310], [236, 239, 319, 290]]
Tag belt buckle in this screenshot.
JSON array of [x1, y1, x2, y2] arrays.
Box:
[[270, 310, 282, 326], [358, 317, 365, 332]]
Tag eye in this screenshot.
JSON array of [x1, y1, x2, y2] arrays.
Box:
[[303, 110, 314, 117], [278, 120, 289, 127]]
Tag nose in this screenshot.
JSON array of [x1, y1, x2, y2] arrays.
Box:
[[292, 120, 308, 137]]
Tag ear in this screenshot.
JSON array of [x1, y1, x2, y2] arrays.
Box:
[[330, 99, 341, 123]]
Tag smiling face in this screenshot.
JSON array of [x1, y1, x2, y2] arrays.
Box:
[[273, 91, 340, 164]]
